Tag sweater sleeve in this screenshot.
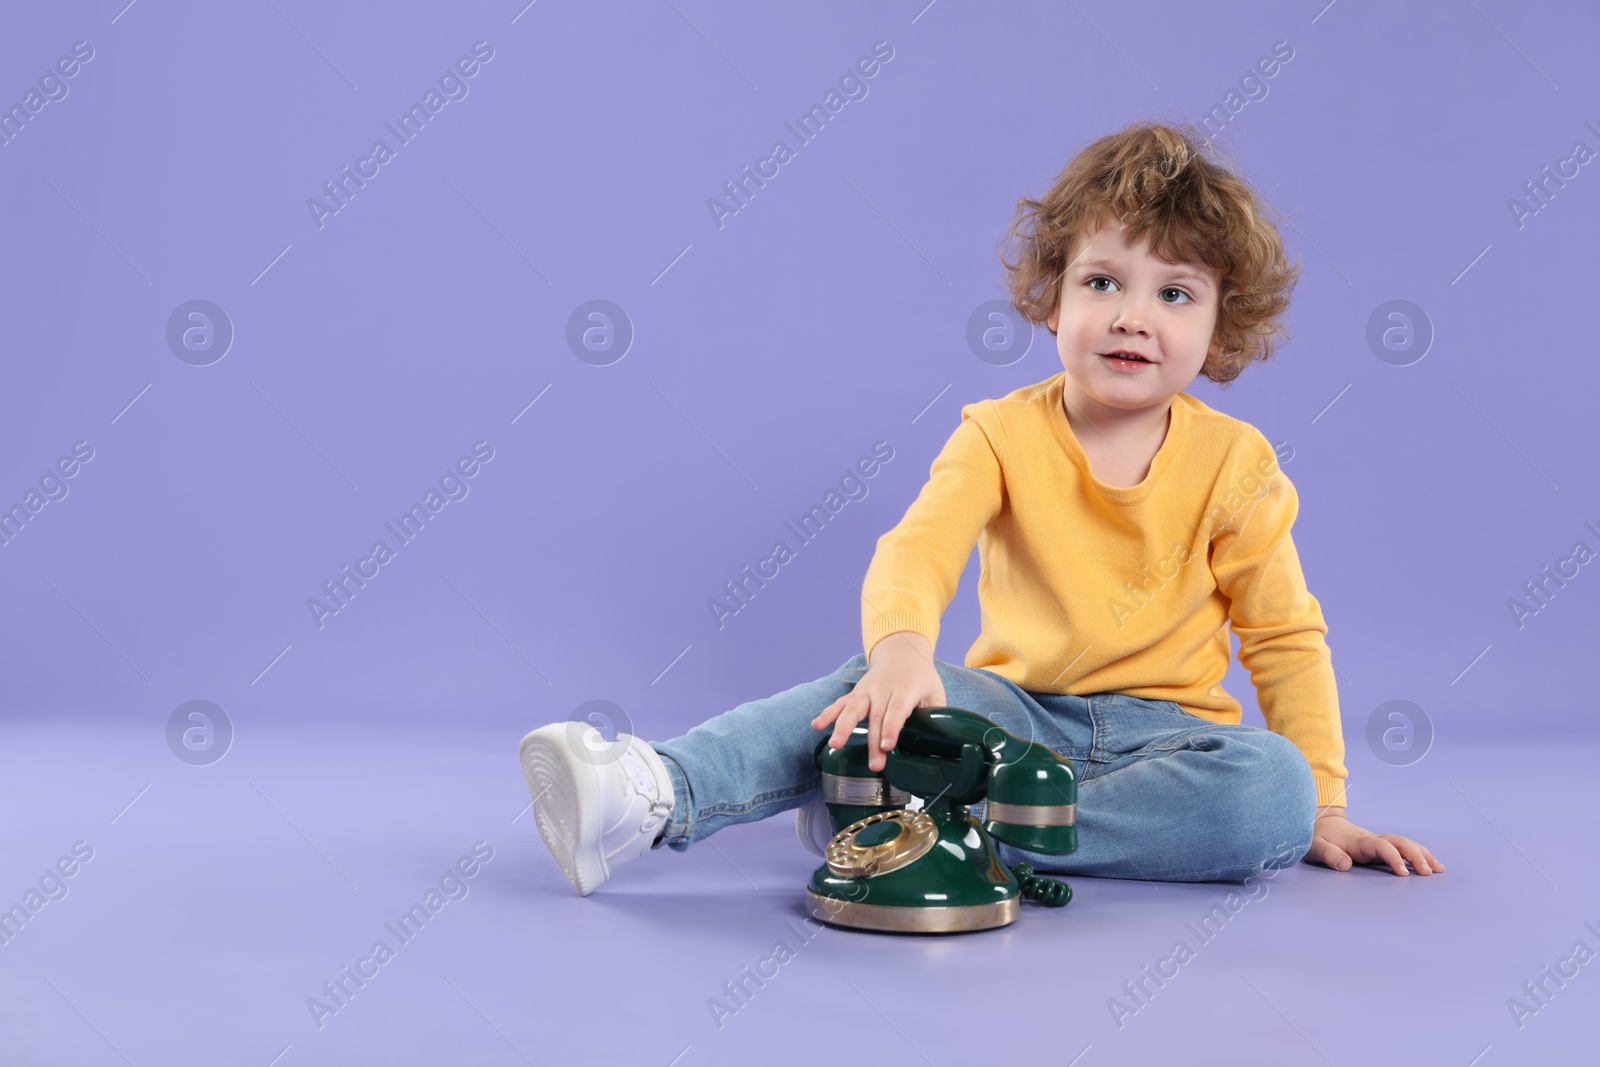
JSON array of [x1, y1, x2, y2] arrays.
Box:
[[861, 409, 1006, 662], [1209, 435, 1350, 810]]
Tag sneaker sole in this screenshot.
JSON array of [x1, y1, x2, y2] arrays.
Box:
[[519, 725, 606, 896]]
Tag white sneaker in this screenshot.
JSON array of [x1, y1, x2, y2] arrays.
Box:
[[518, 723, 674, 896], [795, 792, 834, 858]]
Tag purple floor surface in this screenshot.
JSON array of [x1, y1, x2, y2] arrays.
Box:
[[2, 717, 1593, 1065]]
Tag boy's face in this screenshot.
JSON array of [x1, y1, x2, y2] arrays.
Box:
[[1046, 216, 1222, 420]]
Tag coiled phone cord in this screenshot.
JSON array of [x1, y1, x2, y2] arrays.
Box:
[[1010, 863, 1072, 906]]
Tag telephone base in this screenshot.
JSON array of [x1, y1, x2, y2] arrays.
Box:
[[805, 886, 1019, 933]]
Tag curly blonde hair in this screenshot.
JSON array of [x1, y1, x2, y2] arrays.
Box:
[[998, 120, 1300, 385]]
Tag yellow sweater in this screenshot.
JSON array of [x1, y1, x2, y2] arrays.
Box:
[[861, 372, 1349, 809]]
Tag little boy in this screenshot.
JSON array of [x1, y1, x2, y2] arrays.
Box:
[[520, 120, 1443, 896]]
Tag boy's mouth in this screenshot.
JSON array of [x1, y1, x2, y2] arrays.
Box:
[[1101, 350, 1155, 369]]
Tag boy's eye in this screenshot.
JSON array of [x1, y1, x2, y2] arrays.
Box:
[[1085, 276, 1193, 304]]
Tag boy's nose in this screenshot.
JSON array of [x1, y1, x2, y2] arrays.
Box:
[[1111, 310, 1151, 335]]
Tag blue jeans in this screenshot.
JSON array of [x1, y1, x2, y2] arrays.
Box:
[[650, 653, 1317, 883]]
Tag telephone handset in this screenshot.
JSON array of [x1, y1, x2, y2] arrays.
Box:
[[888, 727, 986, 800], [805, 705, 1078, 934]]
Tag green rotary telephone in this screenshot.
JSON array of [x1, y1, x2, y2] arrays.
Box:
[[806, 705, 1077, 933]]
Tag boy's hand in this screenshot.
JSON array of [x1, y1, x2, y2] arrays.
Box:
[[1306, 811, 1445, 876], [811, 632, 946, 773]]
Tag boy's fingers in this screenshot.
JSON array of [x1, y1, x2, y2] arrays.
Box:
[[1308, 837, 1351, 871], [1395, 838, 1435, 875], [866, 696, 885, 770], [1377, 839, 1409, 876], [878, 691, 929, 768], [1355, 835, 1408, 876], [873, 692, 903, 769], [828, 695, 865, 748], [880, 691, 917, 752], [880, 697, 901, 765], [878, 701, 899, 751]]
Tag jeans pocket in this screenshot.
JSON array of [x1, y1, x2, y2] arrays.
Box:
[[1097, 693, 1193, 717]]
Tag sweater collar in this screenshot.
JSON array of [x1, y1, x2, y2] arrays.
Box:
[[1046, 373, 1190, 501]]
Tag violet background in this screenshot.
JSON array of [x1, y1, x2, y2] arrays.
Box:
[[2, 2, 1596, 1064]]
